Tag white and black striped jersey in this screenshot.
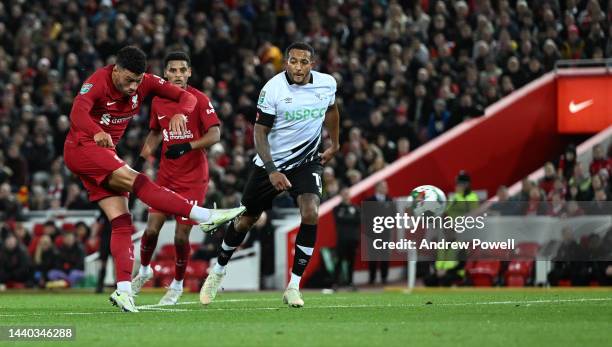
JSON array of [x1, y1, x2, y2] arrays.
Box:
[[254, 70, 336, 171]]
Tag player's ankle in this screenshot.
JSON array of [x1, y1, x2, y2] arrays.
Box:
[[170, 279, 183, 291], [189, 206, 211, 223], [139, 264, 152, 276], [213, 263, 226, 275]]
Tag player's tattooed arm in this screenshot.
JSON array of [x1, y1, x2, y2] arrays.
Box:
[[255, 123, 291, 191], [321, 103, 340, 164]]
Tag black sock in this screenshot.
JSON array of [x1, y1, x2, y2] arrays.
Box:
[[217, 222, 248, 266], [291, 223, 317, 276]]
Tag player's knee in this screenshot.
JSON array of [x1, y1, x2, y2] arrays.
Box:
[[144, 227, 160, 238], [300, 203, 319, 224]]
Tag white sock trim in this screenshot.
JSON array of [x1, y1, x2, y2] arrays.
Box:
[[288, 273, 301, 288], [221, 241, 236, 252], [140, 264, 152, 275], [189, 206, 211, 223], [117, 281, 132, 294], [297, 244, 314, 256], [213, 263, 226, 275], [170, 279, 183, 291]]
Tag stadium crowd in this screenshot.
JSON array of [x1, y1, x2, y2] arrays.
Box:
[[0, 0, 611, 288]]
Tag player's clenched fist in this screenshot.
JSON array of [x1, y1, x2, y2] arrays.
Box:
[[269, 172, 292, 191], [93, 131, 114, 148], [169, 114, 187, 135], [165, 142, 192, 159]]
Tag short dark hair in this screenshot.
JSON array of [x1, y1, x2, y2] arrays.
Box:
[[163, 51, 191, 68], [116, 46, 147, 74], [285, 42, 315, 59]]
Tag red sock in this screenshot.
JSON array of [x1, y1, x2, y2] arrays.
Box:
[[110, 213, 135, 283], [133, 173, 192, 218], [174, 242, 190, 281], [140, 233, 159, 267]]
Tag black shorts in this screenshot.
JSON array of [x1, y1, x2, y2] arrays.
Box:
[[241, 161, 324, 216]]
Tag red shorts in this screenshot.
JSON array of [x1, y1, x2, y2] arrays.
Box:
[[64, 140, 128, 202], [148, 176, 208, 225]]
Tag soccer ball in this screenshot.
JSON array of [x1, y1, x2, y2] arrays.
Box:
[[409, 185, 447, 216]]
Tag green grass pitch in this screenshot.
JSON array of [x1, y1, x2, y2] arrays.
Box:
[[0, 289, 611, 346]]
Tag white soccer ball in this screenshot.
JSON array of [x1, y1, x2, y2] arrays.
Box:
[[409, 185, 447, 216]]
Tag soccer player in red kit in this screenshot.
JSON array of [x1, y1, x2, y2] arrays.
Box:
[[130, 52, 221, 305], [63, 46, 244, 312]]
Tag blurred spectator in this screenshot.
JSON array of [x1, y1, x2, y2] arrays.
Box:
[[558, 144, 577, 180], [548, 227, 581, 286], [0, 234, 31, 288], [32, 235, 58, 288], [425, 232, 465, 287], [0, 182, 23, 220], [365, 181, 391, 285], [590, 143, 611, 176], [490, 185, 519, 215], [446, 171, 479, 217], [333, 187, 360, 289], [47, 232, 85, 287], [539, 162, 557, 195]]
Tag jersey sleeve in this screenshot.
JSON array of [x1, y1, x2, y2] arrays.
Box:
[[69, 79, 104, 137], [149, 98, 161, 131], [196, 93, 220, 132], [141, 74, 197, 114], [328, 75, 337, 106], [255, 81, 276, 127]]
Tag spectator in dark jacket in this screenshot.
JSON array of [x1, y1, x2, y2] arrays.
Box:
[[0, 234, 31, 288], [32, 235, 58, 287], [333, 187, 361, 288], [47, 233, 85, 287]]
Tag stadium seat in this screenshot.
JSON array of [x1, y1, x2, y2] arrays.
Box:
[[152, 260, 176, 288], [6, 281, 26, 289], [190, 243, 200, 254], [504, 260, 534, 287], [155, 244, 176, 261], [186, 260, 208, 279], [466, 261, 501, 287], [515, 242, 540, 258]]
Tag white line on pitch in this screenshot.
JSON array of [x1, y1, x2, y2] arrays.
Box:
[[0, 297, 610, 318]]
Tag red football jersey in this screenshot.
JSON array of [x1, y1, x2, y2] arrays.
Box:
[[66, 65, 196, 146], [150, 86, 220, 186]]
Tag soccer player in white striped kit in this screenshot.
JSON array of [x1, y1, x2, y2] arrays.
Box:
[[200, 42, 340, 307]]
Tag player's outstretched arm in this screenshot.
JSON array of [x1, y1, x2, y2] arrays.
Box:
[[321, 103, 340, 164], [254, 123, 291, 191]]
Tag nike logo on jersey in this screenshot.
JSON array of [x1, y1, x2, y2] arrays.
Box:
[[569, 99, 594, 114], [106, 101, 117, 106], [158, 115, 166, 120]]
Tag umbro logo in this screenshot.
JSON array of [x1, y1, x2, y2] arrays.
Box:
[[283, 97, 293, 104]]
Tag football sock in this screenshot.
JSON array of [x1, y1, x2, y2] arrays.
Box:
[[139, 232, 158, 267], [215, 222, 248, 271], [288, 273, 301, 288], [174, 241, 190, 281], [117, 281, 132, 294], [110, 213, 135, 284], [290, 223, 317, 287], [133, 173, 211, 221]]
